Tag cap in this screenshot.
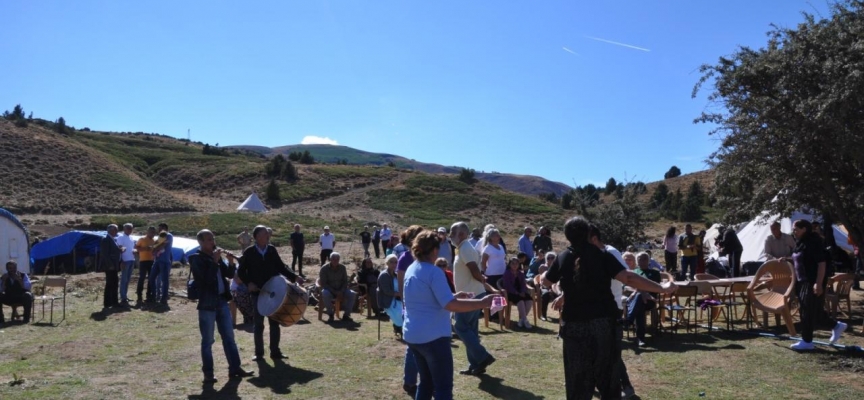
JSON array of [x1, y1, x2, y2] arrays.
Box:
[[437, 227, 447, 233], [324, 226, 330, 230]]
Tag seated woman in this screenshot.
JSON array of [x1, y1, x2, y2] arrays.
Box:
[[537, 252, 557, 321], [230, 268, 254, 326], [357, 257, 380, 316], [377, 254, 403, 336], [502, 257, 534, 328], [434, 258, 456, 293]]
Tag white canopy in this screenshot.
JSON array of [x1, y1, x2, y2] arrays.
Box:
[[237, 193, 267, 213], [736, 210, 853, 263]]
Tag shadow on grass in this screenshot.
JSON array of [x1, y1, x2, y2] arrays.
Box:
[[89, 306, 133, 321], [247, 358, 323, 395], [323, 319, 361, 332], [477, 375, 545, 399], [188, 378, 241, 400], [626, 332, 749, 355]]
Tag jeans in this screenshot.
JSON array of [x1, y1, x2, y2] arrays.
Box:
[[453, 292, 490, 370], [680, 256, 697, 280], [404, 344, 418, 386], [198, 300, 242, 377], [137, 261, 153, 301], [321, 288, 356, 317], [626, 293, 656, 341], [408, 336, 454, 400], [119, 260, 135, 302], [252, 293, 282, 356], [149, 260, 171, 303]]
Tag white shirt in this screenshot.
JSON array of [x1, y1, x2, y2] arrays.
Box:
[[605, 245, 627, 311], [319, 233, 335, 250], [454, 240, 485, 295], [116, 233, 136, 262], [482, 244, 507, 276], [380, 228, 392, 241]]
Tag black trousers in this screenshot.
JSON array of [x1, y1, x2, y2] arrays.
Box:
[[0, 292, 33, 323], [104, 270, 119, 308], [292, 249, 304, 275], [320, 249, 333, 266], [561, 317, 621, 400], [137, 261, 153, 301], [797, 281, 835, 343], [372, 240, 381, 258], [728, 251, 742, 277], [664, 251, 678, 273], [252, 294, 281, 356], [614, 319, 632, 390]]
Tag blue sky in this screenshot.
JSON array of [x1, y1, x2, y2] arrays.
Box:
[[1, 1, 828, 187]]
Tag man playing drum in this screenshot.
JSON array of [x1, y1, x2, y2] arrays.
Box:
[[237, 225, 303, 361], [189, 229, 254, 383]]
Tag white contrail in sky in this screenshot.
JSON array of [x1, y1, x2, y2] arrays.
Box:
[[562, 46, 578, 55], [584, 35, 650, 52]]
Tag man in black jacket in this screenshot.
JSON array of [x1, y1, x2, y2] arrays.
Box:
[[100, 224, 123, 310], [0, 260, 33, 324], [189, 230, 254, 383], [238, 225, 303, 361]]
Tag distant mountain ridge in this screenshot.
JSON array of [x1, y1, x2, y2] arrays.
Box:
[[229, 144, 573, 197]]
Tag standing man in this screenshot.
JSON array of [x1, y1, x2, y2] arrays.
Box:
[[190, 229, 254, 383], [150, 223, 174, 306], [319, 226, 336, 266], [380, 224, 393, 256], [360, 226, 372, 259], [764, 221, 796, 260], [450, 222, 498, 376], [718, 226, 744, 277], [134, 226, 157, 307], [237, 226, 301, 361], [289, 224, 305, 277], [318, 252, 356, 322], [100, 224, 123, 310], [518, 227, 535, 267], [678, 224, 702, 281], [372, 226, 382, 258], [116, 223, 136, 307], [0, 261, 33, 325], [237, 227, 252, 251], [533, 226, 553, 255], [437, 227, 453, 267]]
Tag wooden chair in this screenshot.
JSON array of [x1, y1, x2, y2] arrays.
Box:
[[525, 277, 539, 327], [36, 277, 67, 325], [747, 260, 796, 335], [315, 279, 341, 321], [661, 285, 699, 336], [824, 273, 855, 319], [495, 280, 512, 330]]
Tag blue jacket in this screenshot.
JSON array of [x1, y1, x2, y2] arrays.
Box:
[[189, 250, 234, 311]]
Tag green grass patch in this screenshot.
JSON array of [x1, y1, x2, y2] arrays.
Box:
[[405, 174, 471, 192], [90, 171, 145, 193], [488, 192, 560, 215], [367, 188, 480, 227]]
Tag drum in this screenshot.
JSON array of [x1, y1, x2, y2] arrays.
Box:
[[258, 276, 309, 327]]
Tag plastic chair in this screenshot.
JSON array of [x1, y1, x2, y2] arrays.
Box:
[[747, 260, 796, 335], [660, 272, 675, 283], [824, 273, 855, 319], [722, 281, 753, 330], [36, 277, 67, 325], [694, 273, 721, 281], [661, 285, 699, 337]]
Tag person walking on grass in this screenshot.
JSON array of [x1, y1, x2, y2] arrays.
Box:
[[360, 226, 372, 258], [289, 224, 305, 277], [189, 229, 254, 383], [380, 224, 393, 256]]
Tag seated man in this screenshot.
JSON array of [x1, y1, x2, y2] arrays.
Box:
[[764, 221, 796, 260], [319, 252, 356, 322], [625, 252, 662, 346], [0, 260, 33, 324]]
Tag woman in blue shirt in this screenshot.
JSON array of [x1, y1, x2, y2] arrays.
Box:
[[403, 231, 497, 400]]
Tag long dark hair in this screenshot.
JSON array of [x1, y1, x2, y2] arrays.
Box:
[[666, 226, 676, 239]]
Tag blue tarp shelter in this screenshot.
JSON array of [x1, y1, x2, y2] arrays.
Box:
[[30, 231, 195, 274]]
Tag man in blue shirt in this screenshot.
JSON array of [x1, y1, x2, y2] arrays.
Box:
[[518, 227, 535, 266], [149, 223, 173, 306]]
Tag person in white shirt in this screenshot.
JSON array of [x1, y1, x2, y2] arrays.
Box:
[[763, 221, 797, 260], [663, 226, 678, 275], [380, 224, 393, 255], [116, 223, 137, 307], [481, 229, 507, 289], [437, 227, 453, 267], [319, 226, 336, 266]]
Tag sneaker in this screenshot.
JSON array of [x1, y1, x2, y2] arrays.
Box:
[[342, 314, 353, 322], [523, 320, 532, 329], [829, 322, 848, 344], [790, 340, 815, 351], [622, 385, 636, 399]]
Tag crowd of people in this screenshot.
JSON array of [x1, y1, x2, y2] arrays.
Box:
[[4, 214, 860, 400]]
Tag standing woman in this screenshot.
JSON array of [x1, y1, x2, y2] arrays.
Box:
[[786, 219, 847, 350], [480, 229, 507, 288], [543, 216, 676, 399], [663, 226, 678, 276], [403, 231, 496, 400], [377, 254, 403, 336]]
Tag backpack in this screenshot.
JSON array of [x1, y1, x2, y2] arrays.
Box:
[[706, 258, 729, 278]]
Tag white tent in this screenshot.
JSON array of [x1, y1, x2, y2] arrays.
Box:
[[736, 210, 853, 263], [237, 193, 267, 213], [704, 223, 723, 255], [0, 208, 30, 274]]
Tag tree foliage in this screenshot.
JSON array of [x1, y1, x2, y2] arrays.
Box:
[[664, 166, 682, 179], [693, 0, 864, 246], [265, 154, 298, 181], [650, 182, 669, 209], [265, 180, 281, 202], [458, 167, 476, 184], [587, 185, 648, 250], [605, 177, 617, 193], [55, 116, 68, 134], [3, 104, 28, 127]]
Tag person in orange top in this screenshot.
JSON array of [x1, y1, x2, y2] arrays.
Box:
[[134, 226, 157, 306]]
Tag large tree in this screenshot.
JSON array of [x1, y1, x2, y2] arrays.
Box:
[[693, 0, 864, 247]]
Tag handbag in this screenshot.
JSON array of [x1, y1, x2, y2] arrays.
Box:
[[186, 264, 199, 301]]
